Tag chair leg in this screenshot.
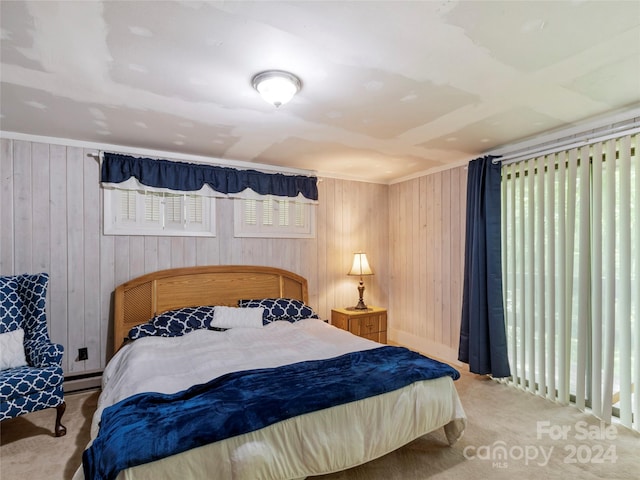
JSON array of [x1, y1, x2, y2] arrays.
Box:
[[55, 402, 67, 437]]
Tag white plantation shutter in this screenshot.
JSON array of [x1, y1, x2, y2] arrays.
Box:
[[278, 199, 289, 226], [235, 196, 315, 238], [144, 192, 161, 224], [244, 199, 257, 225], [294, 202, 305, 227], [120, 190, 137, 221], [164, 194, 183, 226], [262, 199, 274, 226], [186, 195, 204, 225], [104, 190, 215, 236]]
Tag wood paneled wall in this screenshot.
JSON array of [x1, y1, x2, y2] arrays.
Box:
[[388, 166, 468, 364], [0, 138, 389, 374]]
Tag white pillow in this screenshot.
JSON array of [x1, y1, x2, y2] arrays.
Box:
[[211, 306, 264, 329], [0, 328, 28, 370]]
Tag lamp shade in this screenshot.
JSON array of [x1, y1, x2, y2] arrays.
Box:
[[348, 253, 373, 277], [252, 70, 301, 107]]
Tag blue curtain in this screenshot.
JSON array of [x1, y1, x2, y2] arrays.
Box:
[[458, 156, 511, 378], [101, 153, 318, 201]]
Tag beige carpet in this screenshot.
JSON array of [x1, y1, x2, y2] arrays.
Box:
[[1, 371, 638, 480]]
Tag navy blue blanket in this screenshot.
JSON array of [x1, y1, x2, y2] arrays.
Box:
[[83, 346, 459, 480]]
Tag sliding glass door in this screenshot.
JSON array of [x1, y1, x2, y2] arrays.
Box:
[[501, 133, 638, 432]]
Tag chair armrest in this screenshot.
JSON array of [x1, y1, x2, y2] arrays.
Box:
[[24, 339, 64, 368]]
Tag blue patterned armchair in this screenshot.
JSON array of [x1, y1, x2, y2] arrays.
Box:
[[0, 273, 66, 436]]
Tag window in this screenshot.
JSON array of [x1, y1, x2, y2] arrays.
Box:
[[104, 189, 216, 236], [234, 196, 315, 238]]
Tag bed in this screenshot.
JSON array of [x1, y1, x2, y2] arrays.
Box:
[[74, 265, 466, 480]]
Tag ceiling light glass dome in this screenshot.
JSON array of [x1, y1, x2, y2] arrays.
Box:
[[252, 70, 301, 108]]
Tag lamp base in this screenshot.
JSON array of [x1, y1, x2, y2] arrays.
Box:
[[352, 299, 369, 310], [347, 305, 371, 312], [351, 281, 369, 310]]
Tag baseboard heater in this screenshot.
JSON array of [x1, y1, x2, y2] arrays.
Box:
[[64, 371, 103, 393]]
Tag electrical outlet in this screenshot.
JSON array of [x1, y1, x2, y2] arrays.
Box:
[[78, 347, 88, 361]]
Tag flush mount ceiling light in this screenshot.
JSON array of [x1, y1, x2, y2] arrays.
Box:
[[252, 70, 301, 108]]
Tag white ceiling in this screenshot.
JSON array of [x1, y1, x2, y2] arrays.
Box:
[[1, 0, 639, 183]]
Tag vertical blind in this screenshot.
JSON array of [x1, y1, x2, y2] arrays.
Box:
[[501, 132, 639, 431]]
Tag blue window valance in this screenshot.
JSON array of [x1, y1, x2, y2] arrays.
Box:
[[101, 153, 318, 201]]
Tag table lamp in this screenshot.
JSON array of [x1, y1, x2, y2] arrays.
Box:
[[347, 252, 374, 310]]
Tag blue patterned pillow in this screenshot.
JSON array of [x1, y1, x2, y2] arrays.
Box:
[[128, 306, 216, 340], [128, 323, 159, 340], [237, 298, 319, 325]]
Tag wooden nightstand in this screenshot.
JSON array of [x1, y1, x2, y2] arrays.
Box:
[[331, 306, 387, 344]]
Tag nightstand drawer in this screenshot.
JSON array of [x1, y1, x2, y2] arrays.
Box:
[[349, 314, 382, 336]]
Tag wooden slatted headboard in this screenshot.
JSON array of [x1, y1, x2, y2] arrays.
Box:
[[113, 265, 309, 353]]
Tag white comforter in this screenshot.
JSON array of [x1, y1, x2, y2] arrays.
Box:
[[76, 320, 466, 480]]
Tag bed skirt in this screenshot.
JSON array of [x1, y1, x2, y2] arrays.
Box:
[[74, 375, 465, 480]]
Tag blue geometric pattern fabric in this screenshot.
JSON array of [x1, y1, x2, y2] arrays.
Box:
[[0, 273, 65, 429], [17, 273, 50, 343], [0, 276, 23, 333], [24, 340, 64, 368], [127, 301, 319, 339], [237, 298, 319, 324], [0, 365, 64, 420], [0, 364, 64, 400], [128, 323, 158, 340], [128, 306, 216, 340]]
